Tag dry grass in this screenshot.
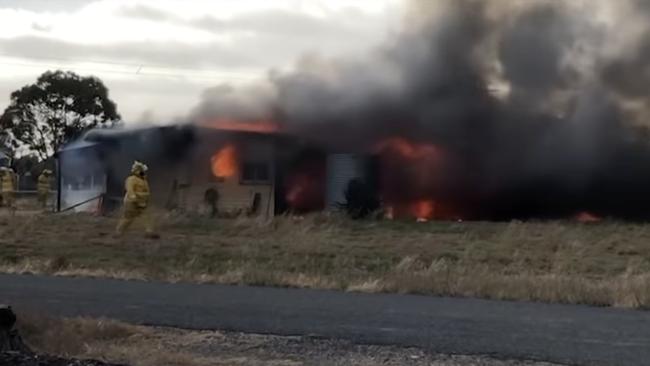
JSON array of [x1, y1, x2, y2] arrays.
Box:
[[16, 314, 293, 366], [3, 212, 650, 308], [15, 314, 562, 366]]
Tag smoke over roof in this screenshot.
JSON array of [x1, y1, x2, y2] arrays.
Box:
[[185, 0, 650, 219]]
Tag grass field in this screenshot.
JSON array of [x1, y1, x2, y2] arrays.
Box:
[[2, 212, 650, 308]]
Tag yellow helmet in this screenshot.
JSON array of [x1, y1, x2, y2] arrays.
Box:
[[131, 161, 149, 175]]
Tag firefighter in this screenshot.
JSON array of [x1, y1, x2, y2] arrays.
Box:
[[115, 161, 156, 237], [0, 167, 16, 214], [37, 169, 53, 209]]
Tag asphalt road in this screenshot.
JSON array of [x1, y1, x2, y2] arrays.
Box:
[[1, 274, 649, 366]]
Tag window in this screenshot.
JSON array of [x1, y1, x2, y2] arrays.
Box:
[[241, 162, 270, 184]]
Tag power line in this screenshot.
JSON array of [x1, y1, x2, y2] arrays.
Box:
[[0, 56, 260, 82], [0, 53, 145, 69], [0, 52, 247, 74]]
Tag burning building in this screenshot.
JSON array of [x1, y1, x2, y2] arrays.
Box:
[[56, 0, 650, 221], [58, 118, 387, 219]]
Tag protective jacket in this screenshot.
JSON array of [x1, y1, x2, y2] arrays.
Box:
[[37, 173, 51, 194], [1, 171, 15, 192], [124, 175, 150, 208]]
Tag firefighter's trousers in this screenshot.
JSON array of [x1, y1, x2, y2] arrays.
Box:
[[116, 202, 153, 234]]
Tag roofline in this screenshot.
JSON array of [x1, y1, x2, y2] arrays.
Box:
[[56, 123, 306, 155]]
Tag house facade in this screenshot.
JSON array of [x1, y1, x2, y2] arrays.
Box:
[[56, 124, 328, 217]]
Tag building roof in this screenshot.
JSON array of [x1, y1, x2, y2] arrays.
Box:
[[84, 125, 163, 142], [58, 138, 99, 153], [57, 122, 301, 154], [57, 125, 166, 153]]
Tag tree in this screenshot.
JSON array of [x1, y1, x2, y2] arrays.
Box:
[[0, 70, 120, 160]]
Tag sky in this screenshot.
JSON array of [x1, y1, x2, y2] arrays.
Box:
[[0, 0, 403, 122]]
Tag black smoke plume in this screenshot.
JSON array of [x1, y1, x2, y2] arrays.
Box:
[[191, 0, 650, 220]]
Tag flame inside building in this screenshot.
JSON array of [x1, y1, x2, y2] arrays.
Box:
[[375, 138, 452, 220], [211, 144, 238, 179]]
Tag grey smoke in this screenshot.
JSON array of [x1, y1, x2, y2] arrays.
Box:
[[188, 0, 650, 219], [601, 36, 650, 99], [499, 4, 581, 108], [193, 83, 277, 122]]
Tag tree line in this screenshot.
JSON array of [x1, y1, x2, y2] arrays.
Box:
[[0, 70, 121, 171]]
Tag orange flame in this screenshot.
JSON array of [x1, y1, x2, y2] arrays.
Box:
[[202, 119, 279, 134], [211, 144, 238, 178], [285, 172, 325, 212], [412, 200, 435, 221], [286, 178, 306, 206], [384, 200, 446, 221], [375, 137, 443, 161], [575, 211, 601, 223], [385, 206, 395, 220], [376, 137, 445, 221]]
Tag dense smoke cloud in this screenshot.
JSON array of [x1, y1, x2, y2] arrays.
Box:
[[191, 0, 650, 219], [601, 27, 650, 103]]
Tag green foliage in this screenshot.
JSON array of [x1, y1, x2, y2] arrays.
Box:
[[0, 70, 121, 160], [12, 155, 39, 175]]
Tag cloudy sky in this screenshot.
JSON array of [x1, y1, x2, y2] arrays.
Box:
[[0, 0, 403, 122]]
